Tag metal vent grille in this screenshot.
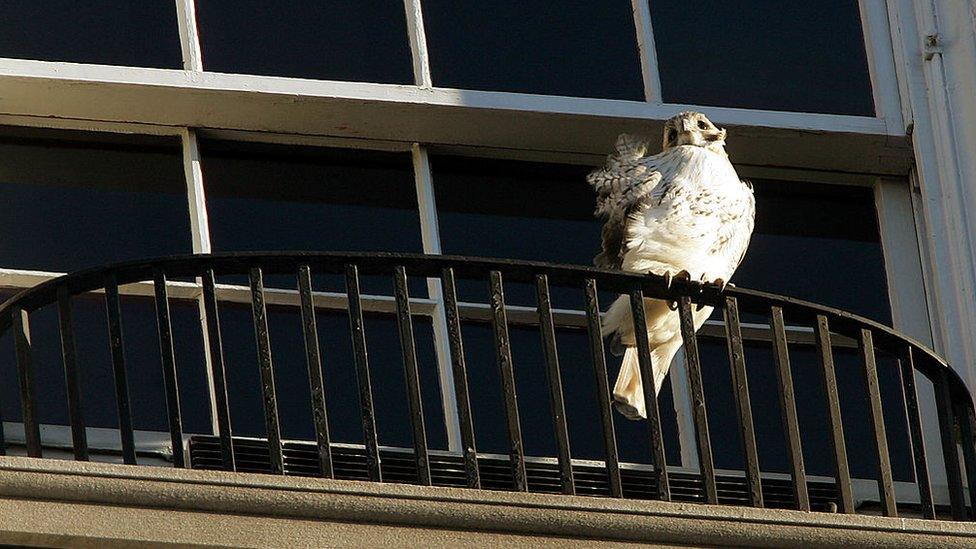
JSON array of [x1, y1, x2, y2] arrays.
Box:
[[189, 435, 841, 510]]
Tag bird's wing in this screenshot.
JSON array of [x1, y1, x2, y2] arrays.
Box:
[[621, 150, 753, 281], [588, 137, 687, 269]]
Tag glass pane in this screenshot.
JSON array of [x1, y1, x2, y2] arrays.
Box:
[[215, 302, 447, 450], [737, 180, 891, 324], [650, 0, 874, 115], [422, 0, 644, 100], [456, 321, 682, 466], [196, 0, 414, 84], [697, 336, 911, 481], [432, 155, 601, 307], [0, 1, 182, 68], [0, 129, 190, 272], [201, 140, 424, 294], [0, 294, 212, 434]]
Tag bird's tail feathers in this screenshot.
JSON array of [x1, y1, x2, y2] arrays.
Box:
[[612, 348, 646, 420]]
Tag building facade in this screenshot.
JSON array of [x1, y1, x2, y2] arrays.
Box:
[[0, 0, 974, 546]]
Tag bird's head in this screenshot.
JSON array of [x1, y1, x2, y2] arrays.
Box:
[[662, 111, 728, 154]]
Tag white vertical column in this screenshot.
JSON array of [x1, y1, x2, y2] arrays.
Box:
[[177, 0, 219, 436], [631, 0, 663, 103], [175, 0, 204, 72], [182, 128, 212, 255], [859, 0, 906, 130], [412, 144, 462, 451], [404, 0, 433, 88]]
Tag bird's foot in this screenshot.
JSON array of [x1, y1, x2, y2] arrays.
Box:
[[666, 270, 692, 310]]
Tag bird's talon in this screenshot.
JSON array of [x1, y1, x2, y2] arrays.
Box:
[[667, 300, 679, 311]]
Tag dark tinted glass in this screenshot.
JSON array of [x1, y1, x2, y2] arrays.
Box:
[[201, 140, 424, 294], [432, 155, 600, 306], [422, 0, 644, 100], [215, 302, 447, 449], [0, 294, 212, 434], [737, 180, 891, 324], [650, 0, 874, 115], [455, 320, 681, 465], [0, 131, 190, 272], [196, 0, 414, 84], [696, 336, 911, 481], [0, 1, 182, 68]]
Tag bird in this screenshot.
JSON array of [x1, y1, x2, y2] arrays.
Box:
[[587, 111, 755, 420]]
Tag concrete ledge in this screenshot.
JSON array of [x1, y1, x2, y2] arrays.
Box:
[[0, 456, 972, 548]]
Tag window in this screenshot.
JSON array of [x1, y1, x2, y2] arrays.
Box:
[[0, 1, 182, 68], [422, 0, 645, 99], [0, 129, 190, 272], [0, 0, 936, 506], [649, 0, 875, 115], [196, 0, 414, 84]]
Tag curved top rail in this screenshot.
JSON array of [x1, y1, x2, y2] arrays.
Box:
[[0, 251, 968, 406]]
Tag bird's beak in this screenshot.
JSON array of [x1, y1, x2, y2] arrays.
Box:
[[707, 128, 727, 142]]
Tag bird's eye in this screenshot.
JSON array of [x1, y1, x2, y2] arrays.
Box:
[[697, 120, 708, 130], [666, 128, 677, 143]]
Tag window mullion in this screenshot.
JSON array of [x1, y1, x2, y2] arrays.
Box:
[[631, 0, 662, 103], [175, 0, 204, 72], [404, 0, 433, 88], [413, 144, 462, 452]]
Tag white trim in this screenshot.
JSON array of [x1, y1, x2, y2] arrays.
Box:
[[0, 114, 182, 137], [630, 0, 662, 103], [0, 58, 909, 175], [874, 178, 933, 346], [859, 0, 905, 130], [0, 58, 892, 133], [212, 284, 437, 316], [412, 144, 461, 451], [403, 0, 432, 88], [175, 0, 203, 72], [181, 129, 211, 255]]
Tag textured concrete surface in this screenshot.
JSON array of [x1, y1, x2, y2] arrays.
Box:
[[0, 456, 972, 547]]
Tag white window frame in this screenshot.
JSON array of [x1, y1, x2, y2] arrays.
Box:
[[0, 0, 950, 507]]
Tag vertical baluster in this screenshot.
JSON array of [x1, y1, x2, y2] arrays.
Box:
[[958, 402, 976, 520], [770, 307, 808, 510], [584, 279, 622, 498], [814, 315, 853, 513], [153, 270, 185, 468], [58, 288, 88, 461], [677, 296, 717, 504], [249, 268, 284, 475], [202, 270, 235, 471], [536, 274, 574, 495], [297, 265, 333, 479], [104, 275, 136, 465], [345, 264, 382, 482], [489, 271, 527, 491], [393, 266, 431, 486], [958, 405, 976, 520], [859, 329, 896, 516], [901, 346, 935, 519], [440, 268, 480, 489], [722, 297, 761, 507], [12, 307, 41, 458], [935, 368, 967, 520], [629, 289, 670, 501]]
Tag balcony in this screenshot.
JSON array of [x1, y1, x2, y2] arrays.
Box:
[[0, 252, 972, 545]]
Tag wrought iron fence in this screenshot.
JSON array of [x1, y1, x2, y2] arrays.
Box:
[[0, 252, 972, 520]]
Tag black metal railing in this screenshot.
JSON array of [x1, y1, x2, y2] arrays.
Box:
[[0, 252, 973, 521]]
